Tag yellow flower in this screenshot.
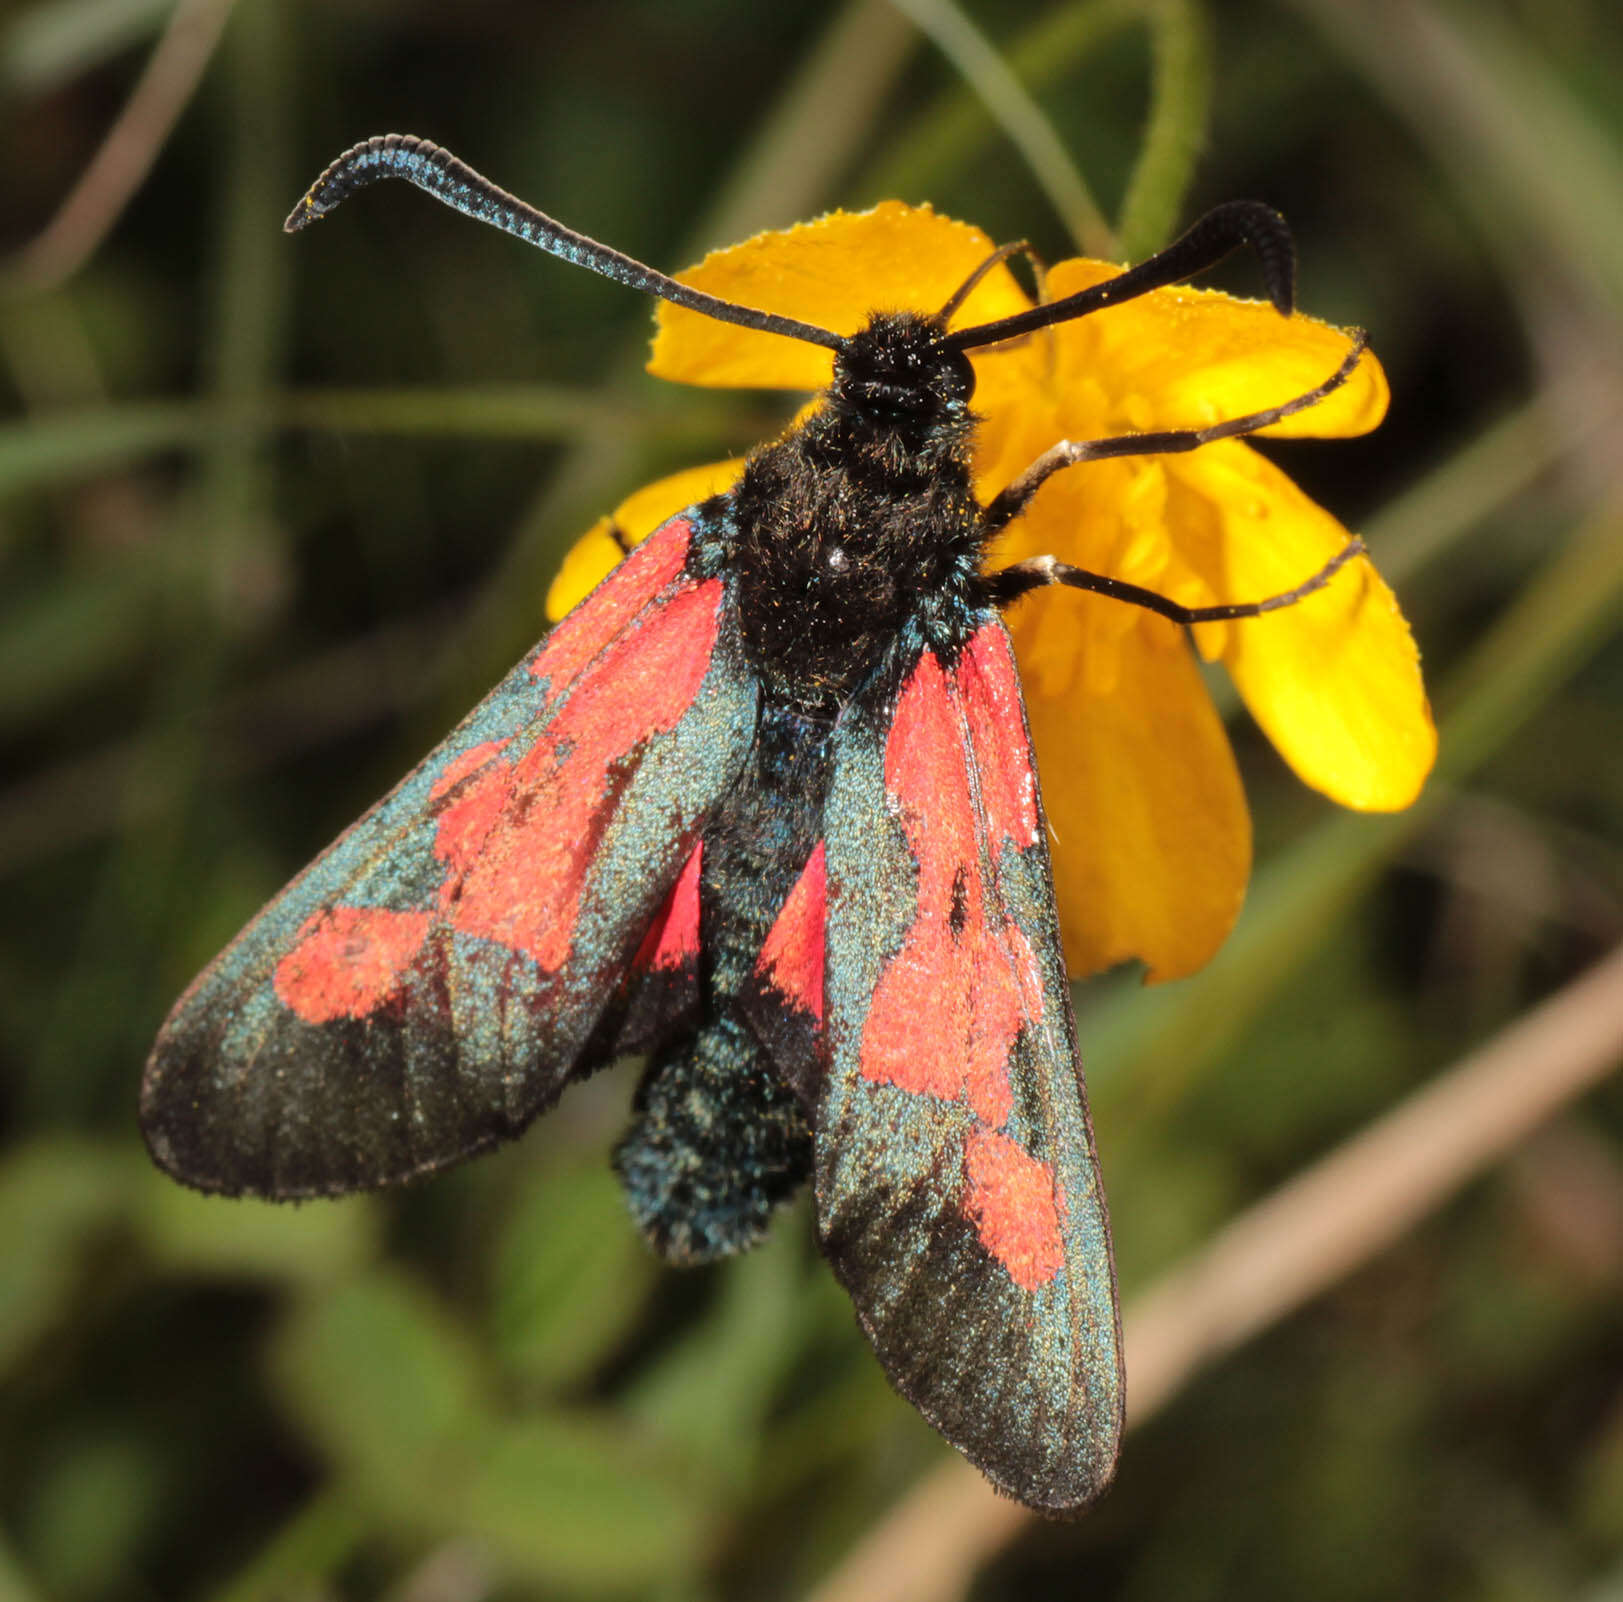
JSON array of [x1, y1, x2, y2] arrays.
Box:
[[545, 202, 1435, 982]]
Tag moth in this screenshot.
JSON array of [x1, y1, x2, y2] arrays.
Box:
[[143, 135, 1366, 1512]]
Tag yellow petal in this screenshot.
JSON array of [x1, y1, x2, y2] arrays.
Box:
[[650, 202, 1031, 392], [1043, 259, 1388, 439], [1168, 442, 1436, 809], [1014, 588, 1251, 982], [544, 456, 746, 620], [546, 522, 626, 624]]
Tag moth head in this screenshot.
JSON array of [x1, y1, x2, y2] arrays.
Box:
[[831, 311, 977, 428]]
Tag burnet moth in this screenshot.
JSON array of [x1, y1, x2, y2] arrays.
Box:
[[142, 135, 1374, 1512]]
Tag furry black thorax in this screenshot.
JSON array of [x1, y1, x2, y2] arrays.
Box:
[[701, 310, 994, 716]]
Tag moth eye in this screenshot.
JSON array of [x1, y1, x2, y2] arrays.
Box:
[[944, 348, 976, 403], [826, 546, 849, 572]]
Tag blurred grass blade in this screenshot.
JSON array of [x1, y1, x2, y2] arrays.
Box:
[[26, 0, 285, 1133], [279, 384, 756, 445], [1287, 0, 1623, 323], [0, 389, 755, 509], [0, 0, 170, 97], [1115, 0, 1211, 259], [1369, 400, 1568, 587], [884, 0, 1113, 254], [858, 0, 1140, 202], [688, 0, 917, 248], [1124, 939, 1623, 1420], [0, 402, 203, 501], [4, 0, 236, 291]]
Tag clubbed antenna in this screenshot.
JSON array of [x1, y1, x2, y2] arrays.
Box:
[[946, 200, 1297, 352], [285, 134, 846, 353]]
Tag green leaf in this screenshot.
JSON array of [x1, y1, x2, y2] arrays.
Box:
[[270, 1271, 488, 1509], [0, 1138, 128, 1378], [490, 1158, 655, 1390], [457, 1415, 707, 1589], [18, 1428, 162, 1601], [202, 1492, 366, 1602], [628, 1215, 813, 1482], [132, 1165, 382, 1285], [272, 1272, 706, 1590]]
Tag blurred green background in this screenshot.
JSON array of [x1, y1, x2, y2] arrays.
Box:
[[3, 1, 1622, 1598]]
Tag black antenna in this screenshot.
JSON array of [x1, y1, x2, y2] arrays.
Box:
[[936, 240, 1034, 326], [945, 200, 1297, 352], [285, 135, 846, 353]]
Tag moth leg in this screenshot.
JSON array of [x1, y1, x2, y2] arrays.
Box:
[[980, 331, 1367, 537], [984, 536, 1366, 622]]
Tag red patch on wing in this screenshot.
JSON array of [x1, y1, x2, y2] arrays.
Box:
[[430, 738, 512, 803], [433, 754, 518, 878], [960, 624, 1038, 850], [528, 516, 692, 698], [430, 740, 518, 876], [273, 905, 432, 1024], [962, 1127, 1064, 1290], [755, 842, 827, 1023], [446, 578, 723, 972], [859, 651, 1043, 1127], [633, 842, 703, 973]]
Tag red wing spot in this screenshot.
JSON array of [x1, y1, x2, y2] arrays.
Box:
[[960, 623, 1039, 851], [273, 905, 431, 1024], [633, 842, 703, 973], [756, 841, 827, 1023], [430, 738, 512, 803], [963, 1127, 1064, 1290], [447, 578, 723, 973], [858, 652, 1043, 1127], [528, 516, 692, 698], [433, 755, 518, 878]]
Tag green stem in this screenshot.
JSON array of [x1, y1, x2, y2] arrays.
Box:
[[884, 0, 1114, 254], [857, 0, 1141, 204], [1116, 0, 1212, 258]]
